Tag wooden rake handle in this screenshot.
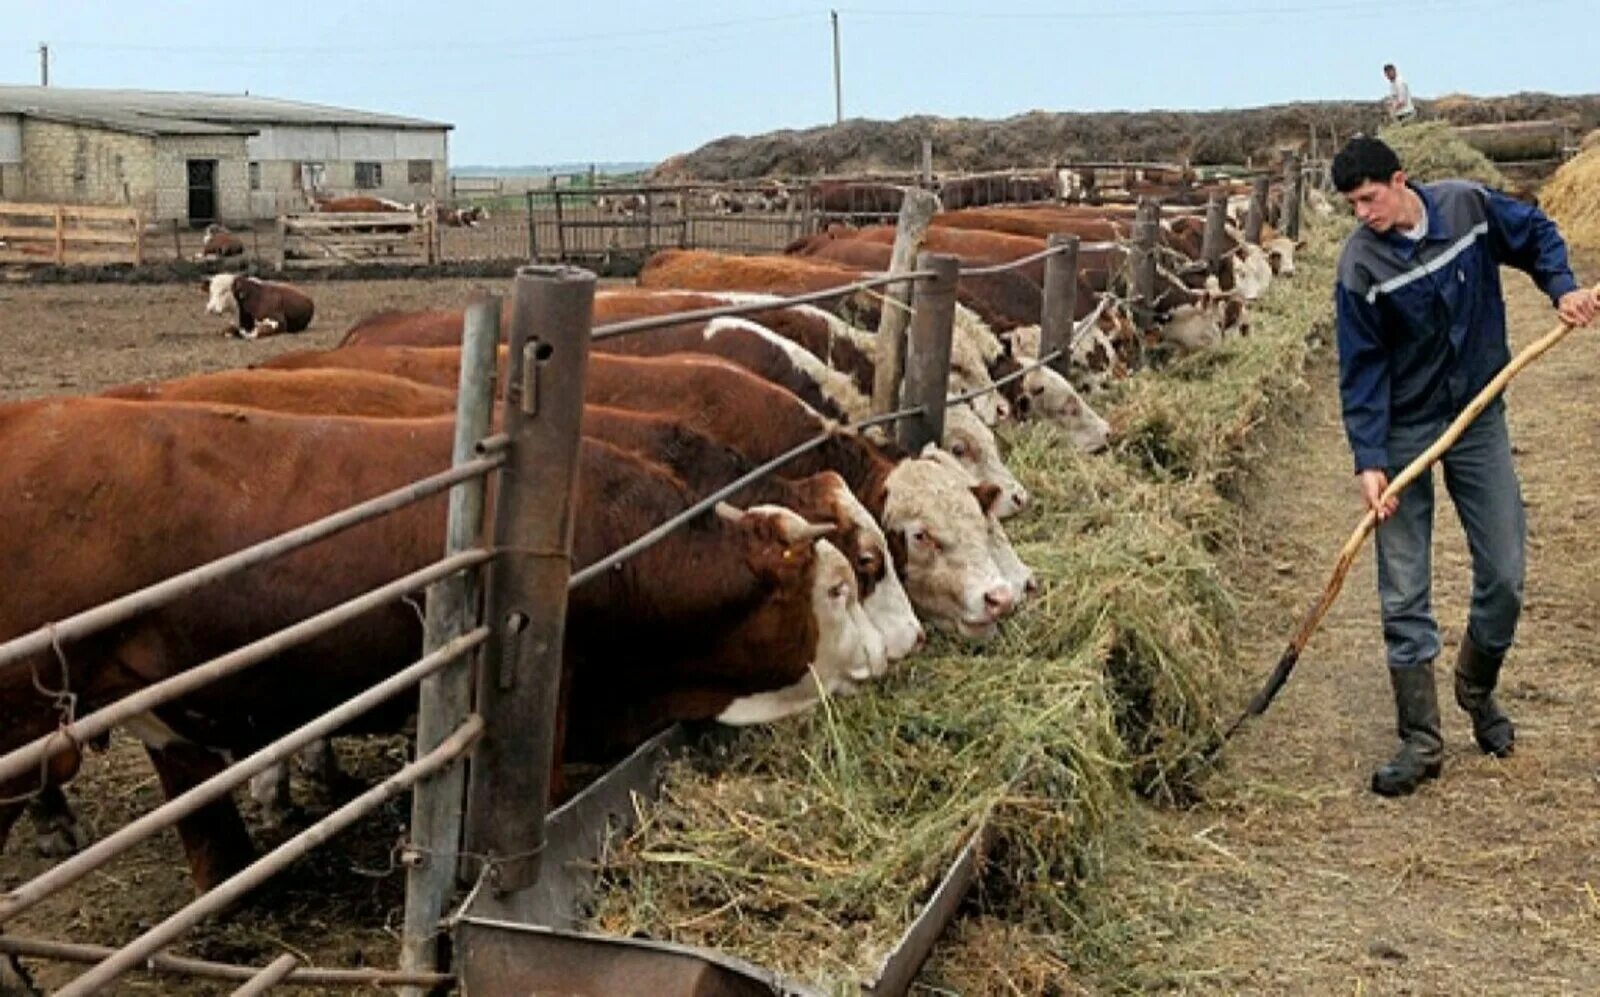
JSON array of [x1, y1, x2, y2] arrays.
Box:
[[1226, 282, 1600, 737]]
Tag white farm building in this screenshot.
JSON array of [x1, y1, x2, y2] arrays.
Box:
[[0, 86, 451, 225]]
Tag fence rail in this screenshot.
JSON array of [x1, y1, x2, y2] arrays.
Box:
[[0, 201, 143, 265], [276, 210, 436, 268]]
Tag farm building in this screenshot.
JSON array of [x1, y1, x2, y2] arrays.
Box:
[[0, 86, 451, 225]]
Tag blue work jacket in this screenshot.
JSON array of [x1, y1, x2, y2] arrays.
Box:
[[1334, 180, 1578, 472]]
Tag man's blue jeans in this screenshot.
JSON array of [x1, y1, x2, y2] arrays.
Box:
[[1374, 400, 1526, 669]]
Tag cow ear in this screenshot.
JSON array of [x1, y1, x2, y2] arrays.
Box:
[[971, 482, 1003, 515], [714, 501, 745, 524]]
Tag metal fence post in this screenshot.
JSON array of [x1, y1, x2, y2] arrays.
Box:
[[464, 265, 594, 914], [553, 190, 567, 261], [524, 190, 537, 262], [1200, 193, 1228, 274], [1282, 150, 1304, 240], [896, 252, 958, 454], [398, 297, 502, 991], [1039, 233, 1080, 380], [1131, 197, 1161, 332]]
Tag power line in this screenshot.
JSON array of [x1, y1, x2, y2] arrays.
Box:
[[836, 0, 1483, 20]]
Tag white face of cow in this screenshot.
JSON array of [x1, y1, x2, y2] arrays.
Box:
[[1230, 244, 1274, 300], [1000, 325, 1114, 452], [939, 406, 1028, 518], [918, 447, 1038, 606], [1262, 236, 1298, 276], [882, 456, 1016, 640], [204, 273, 239, 317], [1160, 301, 1223, 353], [713, 506, 885, 725], [816, 473, 923, 665]]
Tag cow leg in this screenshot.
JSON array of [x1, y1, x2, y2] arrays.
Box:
[[25, 784, 86, 858], [143, 741, 255, 893], [247, 763, 295, 826]]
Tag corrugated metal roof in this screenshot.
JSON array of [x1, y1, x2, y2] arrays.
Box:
[[0, 86, 451, 137]]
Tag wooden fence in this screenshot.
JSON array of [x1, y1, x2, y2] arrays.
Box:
[[0, 202, 143, 266], [276, 211, 436, 269]]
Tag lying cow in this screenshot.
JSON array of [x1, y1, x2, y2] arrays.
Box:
[[203, 273, 315, 340], [196, 224, 244, 260], [428, 204, 489, 227]]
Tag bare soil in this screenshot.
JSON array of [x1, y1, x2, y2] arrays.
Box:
[[1102, 256, 1600, 994]]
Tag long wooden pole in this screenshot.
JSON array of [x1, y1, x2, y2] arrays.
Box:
[[1220, 288, 1600, 746], [872, 187, 940, 414]]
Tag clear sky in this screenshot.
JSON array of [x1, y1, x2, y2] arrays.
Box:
[[1, 0, 1592, 167]]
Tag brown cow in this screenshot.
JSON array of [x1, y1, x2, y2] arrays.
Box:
[[197, 224, 244, 260], [0, 398, 880, 888], [102, 368, 457, 417], [203, 273, 315, 339]]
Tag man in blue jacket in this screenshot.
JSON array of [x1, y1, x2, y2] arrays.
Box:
[[1331, 136, 1597, 796]]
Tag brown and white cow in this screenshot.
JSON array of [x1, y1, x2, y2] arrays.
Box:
[[0, 399, 881, 887], [196, 224, 244, 260], [203, 273, 315, 340]]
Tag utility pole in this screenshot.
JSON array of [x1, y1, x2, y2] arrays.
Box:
[[39, 43, 49, 86], [830, 10, 842, 124]]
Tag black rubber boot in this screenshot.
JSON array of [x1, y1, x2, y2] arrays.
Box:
[[1454, 632, 1515, 758], [1371, 662, 1444, 797]]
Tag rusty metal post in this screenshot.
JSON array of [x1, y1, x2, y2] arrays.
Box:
[[399, 297, 502, 991], [1038, 233, 1080, 380], [1131, 197, 1161, 332], [1201, 193, 1228, 274], [1282, 150, 1304, 240], [464, 265, 593, 912], [1245, 174, 1269, 244], [896, 252, 958, 454]]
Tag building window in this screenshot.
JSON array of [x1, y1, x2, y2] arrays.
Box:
[[299, 162, 326, 193], [408, 159, 433, 184], [354, 162, 383, 189], [248, 161, 261, 190]]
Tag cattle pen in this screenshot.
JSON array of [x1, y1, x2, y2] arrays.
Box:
[[0, 165, 1310, 992]]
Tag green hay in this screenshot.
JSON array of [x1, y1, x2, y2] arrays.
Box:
[[579, 218, 1342, 991], [1378, 120, 1509, 188]]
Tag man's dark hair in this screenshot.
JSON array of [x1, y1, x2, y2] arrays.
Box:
[[1331, 136, 1403, 193], [1383, 63, 1396, 73]]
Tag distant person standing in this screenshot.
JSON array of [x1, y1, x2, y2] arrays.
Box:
[[1383, 64, 1416, 123]]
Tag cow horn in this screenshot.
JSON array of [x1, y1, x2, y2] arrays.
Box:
[[714, 501, 746, 523], [783, 520, 837, 544]]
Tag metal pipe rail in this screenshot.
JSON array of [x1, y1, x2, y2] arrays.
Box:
[[53, 716, 485, 997], [0, 550, 491, 789], [0, 453, 504, 671], [230, 953, 298, 997], [0, 627, 491, 924], [591, 269, 937, 341], [944, 295, 1113, 407], [0, 936, 452, 989]]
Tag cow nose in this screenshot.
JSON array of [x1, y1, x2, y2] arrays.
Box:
[[1024, 575, 1040, 598], [983, 585, 1014, 618], [1012, 489, 1030, 512], [913, 626, 928, 651]]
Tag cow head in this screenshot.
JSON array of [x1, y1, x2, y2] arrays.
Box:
[[880, 455, 1018, 639], [203, 273, 239, 316], [919, 447, 1038, 606], [713, 504, 885, 720], [1229, 243, 1274, 300], [785, 471, 923, 666], [1262, 235, 1299, 277], [940, 405, 1029, 518], [1156, 296, 1224, 354]]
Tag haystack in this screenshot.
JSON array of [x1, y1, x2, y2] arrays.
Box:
[[1377, 120, 1507, 188], [1542, 145, 1600, 251]]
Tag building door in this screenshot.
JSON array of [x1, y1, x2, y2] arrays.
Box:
[[187, 159, 218, 227]]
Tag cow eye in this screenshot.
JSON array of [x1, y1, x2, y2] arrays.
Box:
[[1028, 384, 1045, 396], [950, 442, 967, 457], [828, 581, 849, 600]]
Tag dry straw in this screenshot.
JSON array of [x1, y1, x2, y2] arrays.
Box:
[[1378, 120, 1509, 189], [1542, 145, 1600, 251], [581, 219, 1342, 992]]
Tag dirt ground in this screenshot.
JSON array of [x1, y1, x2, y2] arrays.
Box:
[[1112, 256, 1600, 994]]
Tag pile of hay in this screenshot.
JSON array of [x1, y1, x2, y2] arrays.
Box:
[[1378, 120, 1508, 188], [579, 221, 1340, 991], [1541, 145, 1600, 251]]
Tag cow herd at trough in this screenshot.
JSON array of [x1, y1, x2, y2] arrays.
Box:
[[0, 187, 1318, 931]]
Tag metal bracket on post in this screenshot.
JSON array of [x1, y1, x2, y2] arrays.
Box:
[[1201, 193, 1228, 274], [464, 265, 594, 914], [1038, 233, 1079, 380], [1245, 175, 1269, 245], [896, 252, 958, 454], [1131, 197, 1160, 332]]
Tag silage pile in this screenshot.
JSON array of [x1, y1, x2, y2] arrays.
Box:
[[1378, 120, 1508, 188], [1541, 145, 1600, 252], [578, 222, 1341, 992]]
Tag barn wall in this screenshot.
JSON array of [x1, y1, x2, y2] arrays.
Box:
[[20, 119, 156, 212], [243, 124, 448, 212], [152, 135, 252, 223]]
